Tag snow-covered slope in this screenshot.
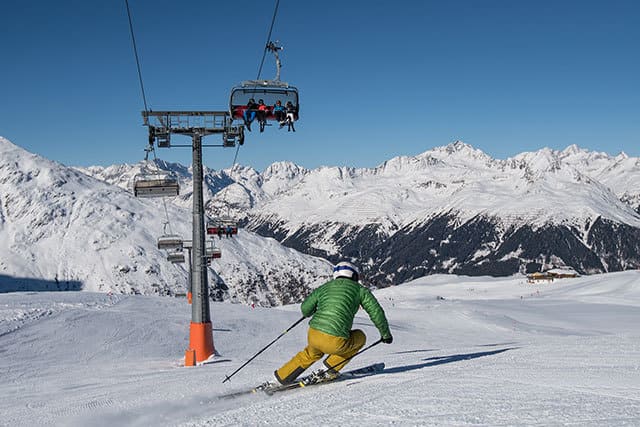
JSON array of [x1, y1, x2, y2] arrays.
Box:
[[0, 137, 331, 303], [1, 271, 639, 426]]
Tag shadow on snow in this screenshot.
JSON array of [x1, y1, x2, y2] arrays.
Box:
[[0, 274, 83, 293], [392, 348, 439, 355], [383, 347, 518, 375]]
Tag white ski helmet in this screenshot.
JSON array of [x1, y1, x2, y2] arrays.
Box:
[[332, 261, 360, 281]]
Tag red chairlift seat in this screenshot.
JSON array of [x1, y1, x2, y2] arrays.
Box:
[[206, 218, 238, 236], [206, 223, 221, 235], [204, 240, 222, 265], [206, 248, 222, 260]]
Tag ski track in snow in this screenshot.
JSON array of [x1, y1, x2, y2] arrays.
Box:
[[1, 272, 640, 426]]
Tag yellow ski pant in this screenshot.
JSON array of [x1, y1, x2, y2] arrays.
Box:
[[275, 327, 366, 384]]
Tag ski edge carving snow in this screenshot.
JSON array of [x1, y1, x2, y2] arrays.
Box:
[[219, 362, 385, 400]]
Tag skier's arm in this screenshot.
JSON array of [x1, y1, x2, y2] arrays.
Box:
[[300, 288, 318, 318], [359, 288, 392, 340]]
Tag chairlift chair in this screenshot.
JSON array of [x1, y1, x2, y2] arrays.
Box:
[[133, 173, 179, 198], [229, 82, 299, 124], [206, 218, 238, 236], [206, 220, 222, 235], [204, 239, 222, 264], [229, 41, 299, 126], [206, 247, 222, 259], [157, 234, 183, 250], [221, 218, 238, 235], [167, 250, 185, 264]]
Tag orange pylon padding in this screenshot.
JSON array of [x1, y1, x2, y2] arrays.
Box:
[[187, 292, 192, 304], [187, 321, 215, 364], [184, 349, 196, 367]]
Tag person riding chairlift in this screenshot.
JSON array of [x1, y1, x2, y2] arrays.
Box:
[[243, 98, 258, 131], [285, 101, 296, 132], [273, 100, 286, 129], [257, 99, 269, 133]]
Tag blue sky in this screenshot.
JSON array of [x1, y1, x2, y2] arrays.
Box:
[[1, 1, 638, 172]]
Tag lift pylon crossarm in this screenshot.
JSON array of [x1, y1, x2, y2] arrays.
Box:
[[143, 110, 243, 147], [143, 111, 231, 134]]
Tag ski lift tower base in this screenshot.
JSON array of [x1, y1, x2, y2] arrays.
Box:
[[143, 110, 239, 366]]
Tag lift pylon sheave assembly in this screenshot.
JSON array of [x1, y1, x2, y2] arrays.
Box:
[[143, 110, 237, 366]]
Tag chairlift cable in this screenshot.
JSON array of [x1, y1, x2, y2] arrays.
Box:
[[148, 148, 175, 234], [255, 0, 281, 81], [125, 0, 173, 233], [214, 0, 280, 221], [124, 0, 150, 113], [161, 199, 174, 234]]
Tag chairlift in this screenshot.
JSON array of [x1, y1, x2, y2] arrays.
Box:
[[221, 218, 239, 235], [167, 250, 185, 264], [157, 234, 183, 250], [206, 247, 222, 260], [133, 173, 179, 198], [205, 221, 221, 235], [229, 83, 299, 123], [206, 218, 238, 236], [229, 41, 299, 125], [204, 240, 222, 264]]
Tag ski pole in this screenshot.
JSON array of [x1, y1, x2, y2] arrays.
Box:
[[324, 338, 383, 372], [222, 316, 306, 383]]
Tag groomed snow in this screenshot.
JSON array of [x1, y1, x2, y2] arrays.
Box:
[[2, 272, 640, 426]]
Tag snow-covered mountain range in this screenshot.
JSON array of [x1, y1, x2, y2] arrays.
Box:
[[80, 140, 640, 286], [235, 141, 640, 286], [3, 136, 640, 297], [0, 137, 332, 305]]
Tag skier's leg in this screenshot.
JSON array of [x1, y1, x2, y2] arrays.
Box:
[[274, 329, 326, 384], [323, 329, 366, 372]]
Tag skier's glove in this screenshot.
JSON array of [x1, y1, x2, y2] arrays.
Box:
[[381, 335, 393, 344]]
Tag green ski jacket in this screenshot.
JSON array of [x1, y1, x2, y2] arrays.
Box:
[[301, 278, 391, 340]]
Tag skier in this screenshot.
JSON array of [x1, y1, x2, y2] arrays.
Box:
[[273, 261, 393, 385]]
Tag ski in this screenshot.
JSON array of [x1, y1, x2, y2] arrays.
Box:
[[265, 362, 385, 395], [218, 362, 384, 400]]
